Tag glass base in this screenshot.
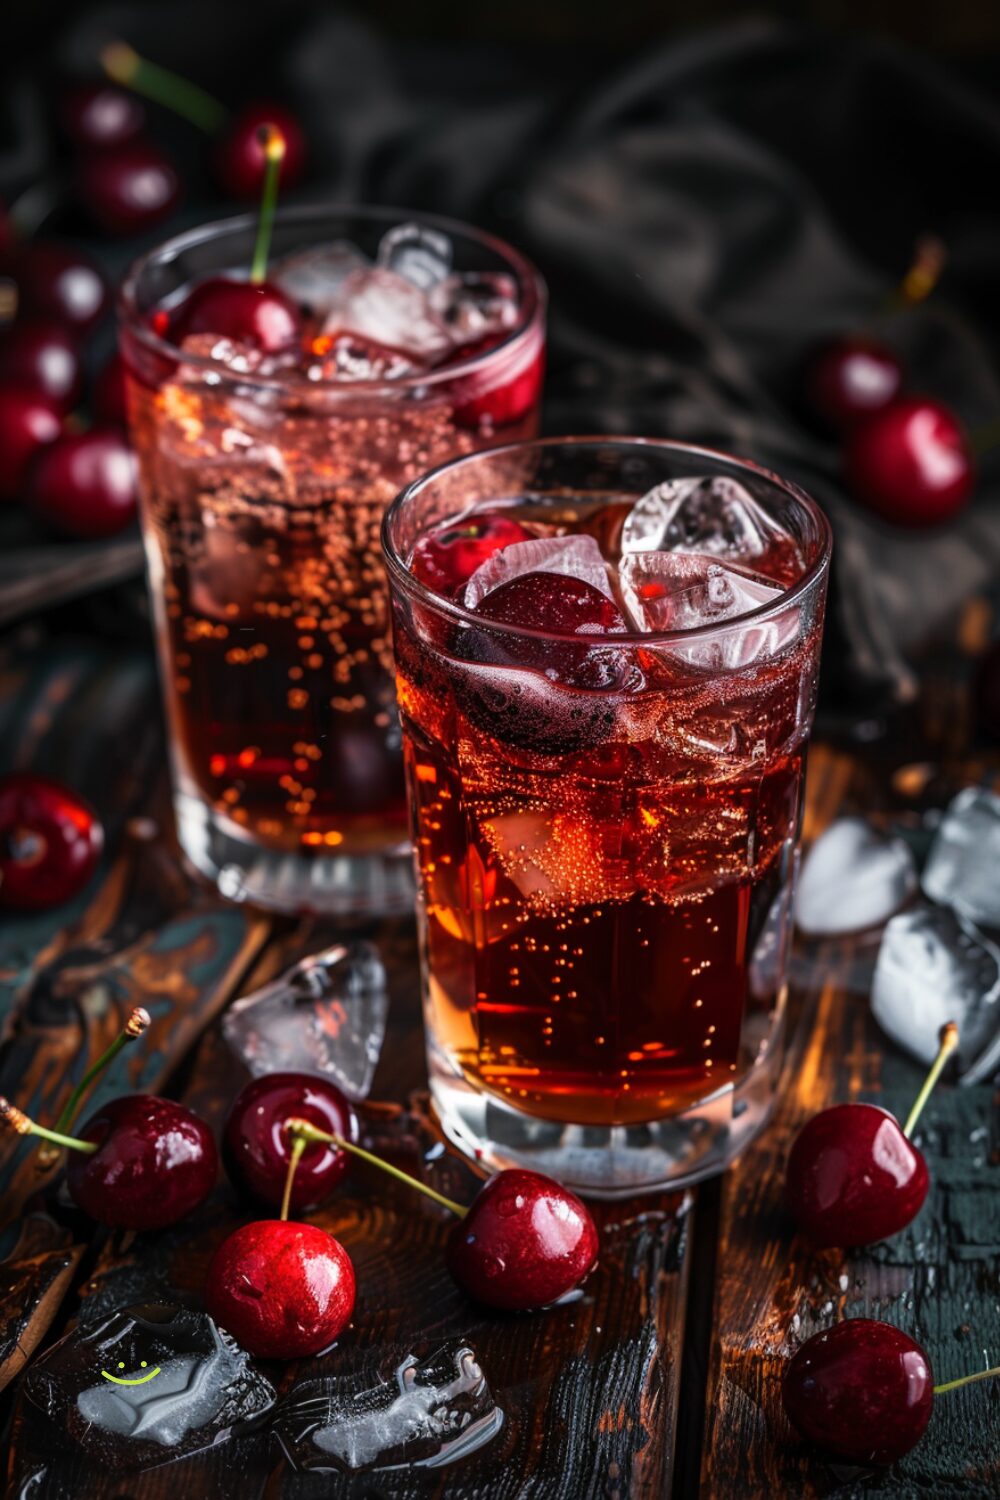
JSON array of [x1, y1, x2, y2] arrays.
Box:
[[175, 792, 415, 917], [428, 1002, 786, 1199]]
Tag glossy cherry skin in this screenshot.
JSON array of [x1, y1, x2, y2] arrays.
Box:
[[16, 243, 109, 335], [0, 387, 62, 501], [0, 773, 103, 910], [0, 321, 83, 412], [67, 1095, 218, 1230], [92, 352, 128, 427], [845, 397, 975, 527], [786, 1103, 929, 1248], [783, 1319, 934, 1464], [455, 346, 545, 432], [446, 1168, 599, 1310], [223, 1072, 356, 1211], [170, 277, 300, 353], [78, 140, 180, 236], [214, 103, 306, 199], [411, 512, 532, 598], [805, 335, 904, 434], [60, 84, 146, 151], [468, 571, 627, 688], [204, 1220, 355, 1359], [27, 428, 138, 539]]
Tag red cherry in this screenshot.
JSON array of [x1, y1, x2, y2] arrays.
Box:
[[16, 243, 109, 334], [223, 1072, 356, 1211], [27, 428, 138, 539], [213, 103, 306, 199], [0, 321, 83, 411], [60, 83, 146, 151], [77, 139, 180, 236], [805, 335, 904, 433], [411, 512, 533, 597], [204, 1219, 355, 1359], [845, 397, 975, 526], [66, 1094, 218, 1230], [170, 277, 300, 353], [454, 345, 545, 432], [446, 1168, 599, 1311], [0, 387, 62, 501], [92, 352, 128, 426], [785, 1103, 929, 1247], [0, 773, 102, 910], [783, 1320, 934, 1464], [469, 571, 626, 688]]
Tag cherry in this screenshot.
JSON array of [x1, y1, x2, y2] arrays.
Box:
[[0, 321, 83, 412], [0, 387, 62, 501], [411, 512, 533, 598], [786, 1023, 956, 1247], [16, 243, 109, 335], [223, 1072, 356, 1211], [170, 277, 299, 353], [845, 397, 974, 527], [60, 83, 146, 151], [27, 428, 138, 540], [77, 140, 180, 236], [0, 773, 102, 910], [455, 345, 545, 432], [214, 103, 306, 199], [804, 335, 904, 434], [465, 571, 627, 690], [92, 352, 128, 427]]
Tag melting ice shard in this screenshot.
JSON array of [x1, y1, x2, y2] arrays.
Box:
[[794, 817, 918, 936], [921, 786, 1000, 930], [621, 476, 787, 561]]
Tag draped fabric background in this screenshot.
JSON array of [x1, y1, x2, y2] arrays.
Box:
[[8, 7, 1000, 700]]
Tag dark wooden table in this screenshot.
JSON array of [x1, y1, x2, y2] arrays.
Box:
[[1, 607, 998, 1499]]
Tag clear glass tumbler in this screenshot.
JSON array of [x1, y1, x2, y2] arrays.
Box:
[[383, 437, 831, 1195], [120, 207, 545, 915]]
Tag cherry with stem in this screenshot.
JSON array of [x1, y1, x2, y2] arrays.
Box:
[[32, 1006, 150, 1172]]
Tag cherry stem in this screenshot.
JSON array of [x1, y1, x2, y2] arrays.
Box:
[[279, 1134, 307, 1223], [884, 233, 946, 312], [249, 126, 285, 285], [52, 1007, 150, 1140], [934, 1363, 1000, 1396], [0, 1098, 97, 1155], [100, 42, 227, 134], [284, 1117, 468, 1219], [903, 1021, 959, 1139]]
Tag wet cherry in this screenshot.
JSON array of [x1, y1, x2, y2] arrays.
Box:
[[78, 140, 180, 236], [27, 428, 138, 539], [0, 773, 102, 910], [60, 83, 146, 151], [805, 335, 904, 433], [0, 387, 62, 501], [223, 1072, 356, 1211], [65, 1095, 218, 1230], [468, 571, 627, 688], [845, 397, 974, 527], [92, 352, 128, 427], [214, 103, 306, 199], [411, 512, 533, 597], [0, 321, 83, 411], [204, 1220, 355, 1359], [16, 243, 109, 335], [170, 277, 299, 353]]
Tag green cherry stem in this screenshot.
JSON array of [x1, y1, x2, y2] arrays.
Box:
[[53, 1007, 150, 1140], [279, 1134, 307, 1223], [902, 1021, 959, 1139], [100, 42, 227, 134], [0, 1098, 97, 1155], [934, 1364, 1000, 1396], [284, 1117, 468, 1219], [249, 126, 285, 285]]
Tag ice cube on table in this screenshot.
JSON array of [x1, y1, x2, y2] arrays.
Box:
[[621, 476, 789, 561], [272, 240, 370, 316], [794, 817, 918, 936], [24, 1305, 275, 1470], [376, 222, 453, 292], [323, 267, 453, 362], [274, 1342, 503, 1474], [871, 904, 1000, 1083], [430, 271, 520, 347], [222, 942, 388, 1099], [921, 786, 1000, 929], [464, 533, 615, 608], [619, 552, 794, 668]]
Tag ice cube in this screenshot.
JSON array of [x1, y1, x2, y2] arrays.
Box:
[[921, 787, 1000, 929], [310, 334, 423, 382], [376, 222, 452, 292], [464, 534, 615, 609], [794, 817, 918, 936], [621, 476, 787, 561], [272, 240, 370, 316], [619, 552, 794, 669], [274, 1342, 503, 1474], [221, 942, 388, 1099], [430, 272, 520, 347], [871, 904, 1000, 1083], [323, 267, 452, 362], [24, 1305, 275, 1470]]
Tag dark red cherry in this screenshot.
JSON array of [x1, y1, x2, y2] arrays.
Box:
[[17, 243, 109, 334], [170, 277, 299, 353], [783, 1319, 934, 1464], [78, 139, 180, 236], [223, 1072, 356, 1211], [27, 428, 138, 539], [0, 387, 62, 501], [411, 511, 533, 597], [204, 1219, 355, 1359], [214, 103, 306, 199], [446, 1168, 599, 1311], [92, 352, 128, 427], [785, 1103, 929, 1247], [60, 83, 146, 151], [0, 773, 103, 910], [0, 321, 83, 411], [66, 1094, 218, 1230], [804, 335, 904, 434], [845, 397, 974, 527], [455, 345, 545, 432], [469, 571, 626, 688]]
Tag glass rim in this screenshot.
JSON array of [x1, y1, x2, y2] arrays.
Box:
[[382, 434, 833, 647], [117, 202, 547, 396]]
